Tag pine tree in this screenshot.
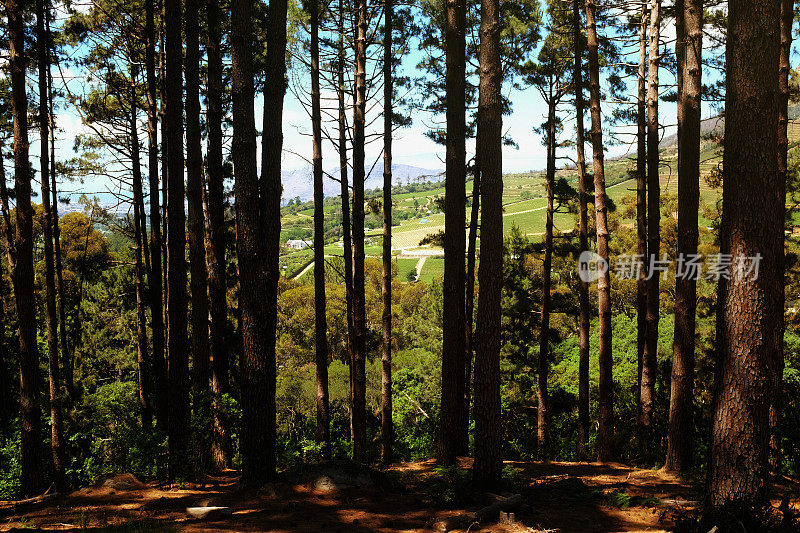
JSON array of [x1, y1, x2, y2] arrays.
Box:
[[707, 0, 781, 512]]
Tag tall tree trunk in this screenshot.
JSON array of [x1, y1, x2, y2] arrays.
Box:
[[771, 0, 794, 475], [165, 0, 190, 481], [337, 3, 356, 446], [463, 152, 480, 457], [186, 0, 210, 402], [44, 29, 72, 406], [381, 0, 394, 465], [145, 0, 167, 433], [311, 0, 332, 462], [635, 0, 648, 425], [38, 0, 66, 490], [351, 0, 368, 463], [585, 0, 613, 463], [159, 5, 169, 354], [640, 0, 660, 460], [233, 0, 270, 484], [185, 0, 210, 474], [665, 0, 701, 473], [129, 81, 153, 428], [538, 96, 556, 458], [129, 66, 153, 431], [0, 256, 9, 426], [440, 0, 467, 465], [472, 0, 502, 487], [8, 0, 44, 494], [0, 153, 11, 424], [257, 0, 288, 481], [707, 0, 781, 511], [205, 0, 230, 469], [572, 0, 591, 460]]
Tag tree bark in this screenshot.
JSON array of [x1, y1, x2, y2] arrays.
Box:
[[665, 0, 701, 473], [129, 65, 153, 431], [440, 0, 467, 466], [351, 0, 368, 463], [255, 0, 288, 481], [585, 0, 613, 463], [640, 0, 660, 459], [463, 152, 480, 457], [164, 0, 190, 480], [337, 3, 356, 446], [38, 0, 66, 490], [233, 0, 270, 484], [635, 0, 648, 426], [311, 0, 332, 462], [538, 96, 556, 458], [45, 29, 73, 407], [0, 152, 11, 424], [206, 0, 230, 470], [472, 0, 502, 487], [145, 0, 167, 434], [381, 0, 394, 465], [8, 0, 45, 494], [186, 0, 211, 409], [572, 0, 591, 460], [707, 0, 781, 510]]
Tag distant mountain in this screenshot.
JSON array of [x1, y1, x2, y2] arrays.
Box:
[[281, 164, 443, 202]]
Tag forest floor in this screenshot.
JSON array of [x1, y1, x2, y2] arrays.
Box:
[[0, 459, 798, 532]]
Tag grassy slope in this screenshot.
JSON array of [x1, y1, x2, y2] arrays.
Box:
[[282, 115, 800, 282]]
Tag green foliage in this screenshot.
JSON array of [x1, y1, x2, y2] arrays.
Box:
[[606, 490, 632, 509], [69, 382, 166, 485], [0, 422, 22, 499]]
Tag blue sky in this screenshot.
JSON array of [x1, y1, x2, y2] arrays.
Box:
[[18, 0, 739, 204]]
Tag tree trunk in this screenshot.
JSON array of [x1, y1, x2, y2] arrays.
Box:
[[351, 0, 368, 463], [145, 0, 167, 434], [585, 0, 613, 463], [707, 0, 781, 510], [186, 0, 210, 411], [0, 254, 9, 426], [665, 0, 701, 474], [233, 0, 269, 483], [8, 0, 45, 494], [129, 66, 153, 431], [44, 30, 73, 407], [311, 0, 332, 462], [640, 0, 660, 460], [159, 6, 169, 357], [472, 0, 502, 487], [635, 0, 648, 426], [538, 96, 556, 458], [206, 0, 231, 470], [572, 0, 591, 460], [37, 0, 66, 490], [463, 153, 480, 457], [256, 0, 288, 481], [380, 0, 394, 466], [440, 0, 467, 466], [0, 152, 11, 424], [164, 0, 190, 481], [337, 4, 356, 446], [771, 0, 794, 475]]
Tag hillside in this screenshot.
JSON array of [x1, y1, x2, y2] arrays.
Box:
[[279, 111, 800, 282]]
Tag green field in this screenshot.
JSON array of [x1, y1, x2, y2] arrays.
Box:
[[280, 118, 800, 280], [395, 257, 420, 281], [418, 257, 445, 283]]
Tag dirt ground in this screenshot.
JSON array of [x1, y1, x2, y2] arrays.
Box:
[[0, 460, 797, 532]]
